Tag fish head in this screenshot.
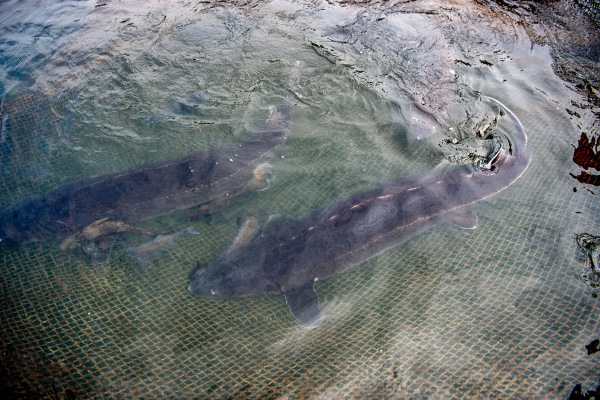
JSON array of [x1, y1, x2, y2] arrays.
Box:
[[188, 264, 236, 299], [188, 246, 274, 299]]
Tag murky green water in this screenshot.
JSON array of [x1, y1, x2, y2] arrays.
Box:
[[1, 0, 598, 398]]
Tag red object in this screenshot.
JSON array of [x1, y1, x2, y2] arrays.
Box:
[[572, 132, 600, 187]]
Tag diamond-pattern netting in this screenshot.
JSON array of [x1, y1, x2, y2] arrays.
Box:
[[1, 1, 599, 399], [1, 83, 598, 398]]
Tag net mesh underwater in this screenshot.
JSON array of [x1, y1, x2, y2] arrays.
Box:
[[0, 0, 599, 398]]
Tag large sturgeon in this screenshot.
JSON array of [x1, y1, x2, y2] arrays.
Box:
[[0, 61, 304, 262], [188, 97, 531, 327]]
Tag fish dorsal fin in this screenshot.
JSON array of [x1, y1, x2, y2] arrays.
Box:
[[284, 283, 323, 328], [448, 207, 478, 229], [88, 217, 110, 227]]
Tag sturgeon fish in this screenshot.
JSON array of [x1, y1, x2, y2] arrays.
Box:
[[0, 61, 304, 262], [188, 97, 531, 327]]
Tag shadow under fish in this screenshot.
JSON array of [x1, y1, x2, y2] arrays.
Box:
[[188, 97, 532, 328], [125, 227, 199, 269], [0, 61, 304, 263]]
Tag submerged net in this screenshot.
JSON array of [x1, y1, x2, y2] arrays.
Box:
[[0, 0, 598, 398]]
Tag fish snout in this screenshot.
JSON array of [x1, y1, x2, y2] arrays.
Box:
[[188, 279, 220, 298], [188, 268, 232, 299], [188, 281, 199, 295]]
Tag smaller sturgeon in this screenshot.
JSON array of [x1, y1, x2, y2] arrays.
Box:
[[125, 226, 199, 268], [0, 61, 304, 263]]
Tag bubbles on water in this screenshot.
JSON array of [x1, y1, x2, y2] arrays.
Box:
[[439, 98, 508, 169]]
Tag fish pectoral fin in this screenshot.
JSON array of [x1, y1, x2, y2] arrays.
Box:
[[188, 262, 207, 280], [127, 226, 156, 237], [227, 211, 268, 253], [447, 207, 478, 230], [81, 235, 120, 264], [88, 217, 110, 228], [284, 283, 323, 328], [246, 163, 273, 191], [245, 177, 270, 191], [104, 220, 154, 237], [59, 234, 79, 251]]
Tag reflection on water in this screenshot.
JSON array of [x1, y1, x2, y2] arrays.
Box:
[[0, 0, 598, 398]]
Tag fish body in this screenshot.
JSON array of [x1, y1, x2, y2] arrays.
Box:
[[0, 62, 303, 248], [125, 226, 199, 268], [189, 97, 531, 327]]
